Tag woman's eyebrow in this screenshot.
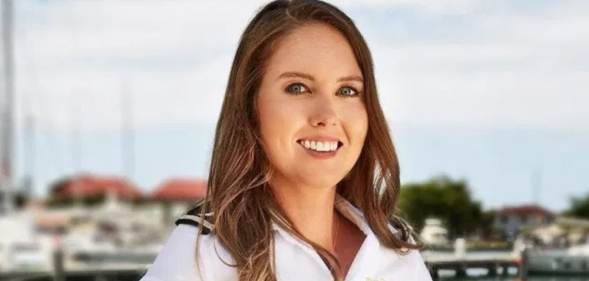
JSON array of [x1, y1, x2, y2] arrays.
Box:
[[276, 71, 363, 82]]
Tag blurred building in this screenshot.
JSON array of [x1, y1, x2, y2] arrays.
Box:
[[493, 204, 554, 241], [47, 174, 207, 225], [49, 174, 142, 206], [149, 178, 207, 225]]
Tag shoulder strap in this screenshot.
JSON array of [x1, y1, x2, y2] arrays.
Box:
[[175, 204, 214, 235]]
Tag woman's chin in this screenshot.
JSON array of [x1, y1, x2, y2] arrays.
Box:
[[270, 166, 348, 191], [296, 175, 343, 191]]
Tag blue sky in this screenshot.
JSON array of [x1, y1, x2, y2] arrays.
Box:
[[6, 0, 589, 211]]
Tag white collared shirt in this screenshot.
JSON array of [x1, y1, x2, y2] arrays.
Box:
[[140, 196, 433, 281]]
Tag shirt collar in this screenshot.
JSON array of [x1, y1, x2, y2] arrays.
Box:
[[270, 193, 373, 238], [334, 193, 372, 235]]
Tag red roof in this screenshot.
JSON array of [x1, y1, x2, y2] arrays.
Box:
[[497, 204, 554, 217], [151, 178, 207, 201], [52, 174, 142, 200]]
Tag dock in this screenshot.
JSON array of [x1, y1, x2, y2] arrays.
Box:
[[424, 251, 520, 279]]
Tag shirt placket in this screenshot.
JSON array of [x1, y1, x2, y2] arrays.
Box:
[[273, 226, 334, 279]]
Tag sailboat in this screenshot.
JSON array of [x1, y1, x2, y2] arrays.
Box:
[[0, 0, 16, 216], [0, 0, 55, 274]]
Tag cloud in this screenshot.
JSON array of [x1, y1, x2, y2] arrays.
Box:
[[11, 0, 589, 133], [346, 0, 589, 132], [337, 0, 481, 15], [15, 0, 263, 131]]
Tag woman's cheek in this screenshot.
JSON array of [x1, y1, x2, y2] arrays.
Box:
[[345, 103, 369, 141], [260, 97, 303, 152]]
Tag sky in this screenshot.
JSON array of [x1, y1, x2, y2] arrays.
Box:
[[3, 0, 588, 211]]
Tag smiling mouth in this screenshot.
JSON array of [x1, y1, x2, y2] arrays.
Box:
[[296, 139, 344, 153]]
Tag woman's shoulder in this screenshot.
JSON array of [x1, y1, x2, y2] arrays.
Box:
[[139, 209, 237, 281]]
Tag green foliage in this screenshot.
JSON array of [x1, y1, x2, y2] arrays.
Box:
[[398, 175, 483, 238], [565, 192, 589, 218]]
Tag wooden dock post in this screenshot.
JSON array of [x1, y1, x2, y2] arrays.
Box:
[[501, 264, 509, 276], [428, 265, 439, 280], [53, 247, 64, 281], [455, 263, 467, 278], [519, 248, 528, 281], [487, 264, 497, 277]]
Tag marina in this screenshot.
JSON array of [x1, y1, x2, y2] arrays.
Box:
[[1, 1, 589, 281]]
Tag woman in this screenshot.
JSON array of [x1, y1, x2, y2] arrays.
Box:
[[140, 0, 432, 280]]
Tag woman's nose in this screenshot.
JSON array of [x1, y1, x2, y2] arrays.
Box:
[[308, 97, 339, 127]]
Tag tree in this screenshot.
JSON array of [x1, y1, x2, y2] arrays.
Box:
[[398, 175, 483, 239], [565, 192, 589, 218]]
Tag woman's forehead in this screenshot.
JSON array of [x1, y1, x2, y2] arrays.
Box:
[[264, 23, 363, 82]]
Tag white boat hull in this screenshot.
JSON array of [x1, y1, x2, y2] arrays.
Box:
[[527, 249, 589, 275]]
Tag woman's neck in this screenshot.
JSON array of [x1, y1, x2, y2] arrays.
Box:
[[270, 178, 337, 252]]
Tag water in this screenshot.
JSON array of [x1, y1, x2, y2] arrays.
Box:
[[440, 276, 589, 281], [435, 266, 588, 281], [436, 269, 588, 281]]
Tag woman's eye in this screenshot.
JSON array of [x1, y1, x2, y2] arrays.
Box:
[[285, 83, 309, 95], [338, 86, 360, 97]]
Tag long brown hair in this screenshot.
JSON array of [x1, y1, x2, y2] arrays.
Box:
[[196, 0, 420, 280]]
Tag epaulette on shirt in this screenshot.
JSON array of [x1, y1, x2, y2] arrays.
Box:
[[389, 215, 417, 243], [175, 205, 214, 235]]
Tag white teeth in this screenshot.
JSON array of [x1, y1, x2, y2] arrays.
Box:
[[299, 140, 339, 152]]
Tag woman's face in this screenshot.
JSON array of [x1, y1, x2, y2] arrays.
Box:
[[257, 22, 368, 191]]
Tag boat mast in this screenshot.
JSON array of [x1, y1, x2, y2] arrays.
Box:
[[1, 0, 14, 214], [121, 80, 134, 183]]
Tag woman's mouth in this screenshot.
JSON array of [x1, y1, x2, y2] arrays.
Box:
[[296, 139, 343, 158]]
